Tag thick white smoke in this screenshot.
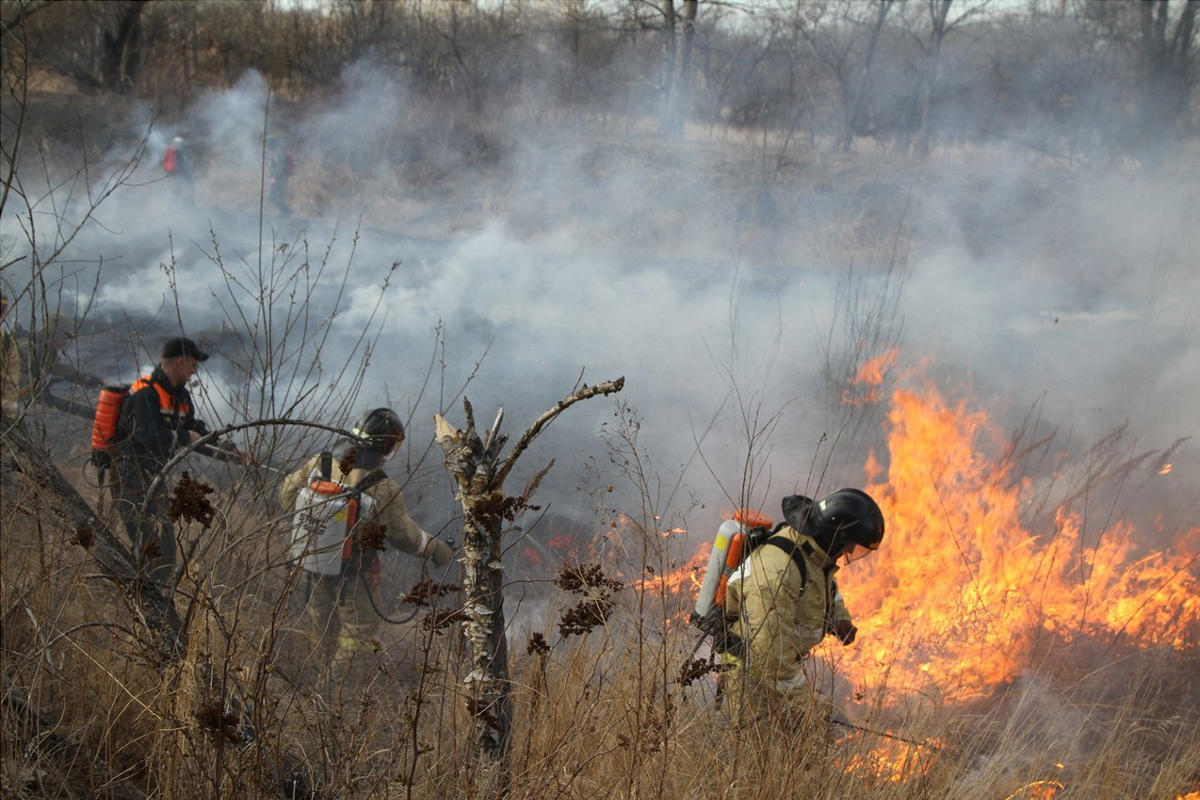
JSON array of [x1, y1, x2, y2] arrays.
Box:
[[3, 63, 1197, 546]]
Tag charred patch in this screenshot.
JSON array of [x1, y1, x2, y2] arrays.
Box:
[[71, 523, 94, 549], [167, 472, 216, 527]]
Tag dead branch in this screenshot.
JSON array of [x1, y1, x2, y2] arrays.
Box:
[[1, 416, 184, 666], [495, 377, 624, 487], [432, 375, 624, 795]]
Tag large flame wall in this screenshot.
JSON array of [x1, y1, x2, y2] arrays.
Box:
[[831, 382, 1200, 706]]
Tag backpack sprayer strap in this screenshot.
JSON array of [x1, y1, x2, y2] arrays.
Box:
[[761, 536, 811, 588], [337, 467, 389, 568], [704, 536, 812, 658]]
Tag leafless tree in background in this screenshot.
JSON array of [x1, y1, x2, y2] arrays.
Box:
[[1138, 0, 1198, 142], [839, 0, 897, 152], [6, 0, 1197, 158], [910, 0, 993, 157], [662, 0, 698, 137]]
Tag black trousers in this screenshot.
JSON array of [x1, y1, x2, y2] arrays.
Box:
[[111, 458, 176, 590]]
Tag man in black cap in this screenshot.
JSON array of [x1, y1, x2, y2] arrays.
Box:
[[111, 336, 249, 591]]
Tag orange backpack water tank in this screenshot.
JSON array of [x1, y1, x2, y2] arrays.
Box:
[[91, 386, 129, 451]]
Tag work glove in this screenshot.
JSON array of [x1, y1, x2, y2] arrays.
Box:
[[834, 619, 858, 646], [426, 537, 454, 569]]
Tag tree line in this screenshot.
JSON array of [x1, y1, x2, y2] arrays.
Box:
[[2, 0, 1196, 157]]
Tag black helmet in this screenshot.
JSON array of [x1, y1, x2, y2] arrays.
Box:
[[813, 488, 884, 560], [351, 408, 405, 454]]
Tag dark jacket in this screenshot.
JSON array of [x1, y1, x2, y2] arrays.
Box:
[[116, 365, 209, 469]]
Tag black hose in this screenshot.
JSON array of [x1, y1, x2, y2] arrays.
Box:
[[364, 574, 420, 625]]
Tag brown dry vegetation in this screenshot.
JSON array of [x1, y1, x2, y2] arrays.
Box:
[[4, 2, 1200, 798], [4, 394, 1200, 799], [3, 448, 1199, 799]]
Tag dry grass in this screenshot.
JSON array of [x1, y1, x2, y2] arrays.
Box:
[[3, 451, 1198, 799], [3, 85, 1197, 800]]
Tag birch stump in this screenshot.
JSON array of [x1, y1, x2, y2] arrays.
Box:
[[434, 378, 624, 792]]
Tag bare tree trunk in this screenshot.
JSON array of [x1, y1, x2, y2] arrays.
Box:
[[839, 0, 896, 152], [1138, 0, 1198, 144], [663, 0, 698, 138], [100, 0, 148, 93], [661, 0, 679, 133], [434, 377, 624, 795], [914, 0, 954, 158]]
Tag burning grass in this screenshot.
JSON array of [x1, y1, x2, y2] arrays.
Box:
[[2, 364, 1198, 799]]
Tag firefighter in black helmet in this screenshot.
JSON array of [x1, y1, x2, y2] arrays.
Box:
[[280, 407, 454, 681], [721, 488, 885, 725]]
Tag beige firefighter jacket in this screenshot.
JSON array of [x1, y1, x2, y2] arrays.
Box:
[[280, 455, 437, 561], [724, 525, 852, 692]]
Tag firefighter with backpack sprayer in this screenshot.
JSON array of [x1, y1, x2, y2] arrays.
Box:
[[693, 489, 885, 731], [99, 336, 252, 594], [278, 408, 454, 683]]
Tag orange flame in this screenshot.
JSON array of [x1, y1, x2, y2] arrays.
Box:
[[830, 381, 1200, 706], [839, 733, 940, 783], [642, 367, 1195, 786], [633, 538, 711, 597], [1002, 780, 1064, 800], [842, 348, 899, 406]]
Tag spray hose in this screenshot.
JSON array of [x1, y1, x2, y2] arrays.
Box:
[[364, 580, 420, 626], [358, 537, 457, 627]]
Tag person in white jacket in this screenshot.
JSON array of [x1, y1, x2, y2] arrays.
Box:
[[280, 407, 453, 678]]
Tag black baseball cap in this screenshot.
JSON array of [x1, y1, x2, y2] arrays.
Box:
[[161, 336, 209, 362]]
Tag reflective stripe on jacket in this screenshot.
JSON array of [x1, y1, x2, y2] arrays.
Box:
[[117, 366, 206, 465]]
